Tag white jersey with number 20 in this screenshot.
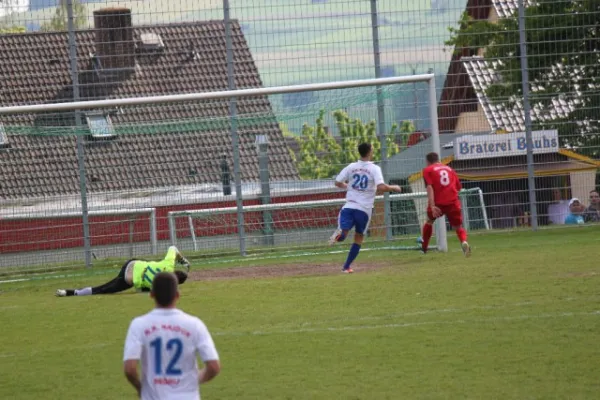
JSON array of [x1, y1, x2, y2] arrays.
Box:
[[336, 160, 385, 216], [123, 308, 219, 400]]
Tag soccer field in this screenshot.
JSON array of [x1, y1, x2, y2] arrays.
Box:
[[1, 227, 599, 399]]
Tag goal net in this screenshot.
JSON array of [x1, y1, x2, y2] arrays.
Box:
[[0, 75, 489, 270], [168, 188, 489, 253]]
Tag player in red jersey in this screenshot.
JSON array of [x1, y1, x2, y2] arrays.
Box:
[[418, 152, 471, 256]]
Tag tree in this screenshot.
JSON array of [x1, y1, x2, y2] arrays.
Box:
[[397, 120, 416, 149], [446, 0, 600, 156], [41, 0, 88, 32], [295, 109, 399, 180], [0, 26, 26, 34]]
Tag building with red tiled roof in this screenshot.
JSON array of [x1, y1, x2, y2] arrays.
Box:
[[0, 8, 298, 200]]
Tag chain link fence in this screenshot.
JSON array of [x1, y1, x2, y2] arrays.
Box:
[[0, 0, 598, 272]]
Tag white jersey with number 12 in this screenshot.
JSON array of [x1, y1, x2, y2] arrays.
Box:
[[336, 160, 385, 216], [123, 308, 219, 400]]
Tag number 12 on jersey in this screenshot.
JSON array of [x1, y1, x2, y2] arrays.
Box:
[[149, 337, 183, 376]]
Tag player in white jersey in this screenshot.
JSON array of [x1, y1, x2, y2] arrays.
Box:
[[329, 142, 402, 273], [123, 272, 221, 400]]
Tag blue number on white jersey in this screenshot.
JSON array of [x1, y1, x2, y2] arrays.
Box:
[[351, 174, 369, 190], [149, 337, 184, 376]]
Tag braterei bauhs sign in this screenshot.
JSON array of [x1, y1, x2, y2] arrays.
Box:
[[454, 130, 559, 160]]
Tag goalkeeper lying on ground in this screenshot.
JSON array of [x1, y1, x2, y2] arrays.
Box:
[[55, 246, 190, 297]]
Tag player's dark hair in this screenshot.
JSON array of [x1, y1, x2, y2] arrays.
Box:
[[175, 270, 188, 285], [426, 152, 439, 164], [358, 143, 372, 158], [151, 272, 178, 307]]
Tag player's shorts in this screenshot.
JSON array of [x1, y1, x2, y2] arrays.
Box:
[[427, 201, 463, 227], [338, 207, 370, 234], [119, 259, 135, 279]]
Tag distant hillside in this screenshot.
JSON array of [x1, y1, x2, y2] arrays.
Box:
[[29, 0, 104, 11]]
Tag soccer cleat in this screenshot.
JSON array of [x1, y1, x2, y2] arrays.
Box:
[[342, 268, 354, 274], [328, 228, 343, 246], [55, 289, 67, 297], [416, 236, 426, 254], [461, 241, 472, 258]]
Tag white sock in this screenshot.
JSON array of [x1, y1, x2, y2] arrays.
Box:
[[75, 287, 92, 296]]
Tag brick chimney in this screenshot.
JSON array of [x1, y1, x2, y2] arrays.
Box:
[[93, 8, 135, 70]]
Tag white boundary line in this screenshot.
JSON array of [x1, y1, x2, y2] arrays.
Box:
[[0, 308, 597, 357], [1, 312, 595, 357], [212, 311, 600, 337], [0, 246, 419, 285], [0, 278, 29, 284], [0, 341, 110, 358]]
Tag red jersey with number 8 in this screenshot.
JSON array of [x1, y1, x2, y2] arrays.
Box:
[[422, 163, 462, 206]]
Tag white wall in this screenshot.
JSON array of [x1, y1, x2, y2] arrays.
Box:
[[570, 170, 597, 205]]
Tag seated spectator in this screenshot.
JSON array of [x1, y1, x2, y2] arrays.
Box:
[[547, 189, 569, 225], [564, 198, 585, 225], [584, 190, 600, 223]]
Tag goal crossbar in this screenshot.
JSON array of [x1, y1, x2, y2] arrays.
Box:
[[0, 75, 436, 115], [0, 73, 444, 257], [168, 188, 489, 249]]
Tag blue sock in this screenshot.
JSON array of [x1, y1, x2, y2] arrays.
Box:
[[343, 243, 361, 270], [338, 232, 347, 242]]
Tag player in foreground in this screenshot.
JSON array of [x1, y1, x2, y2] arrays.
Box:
[[55, 246, 190, 297], [418, 152, 471, 256], [123, 272, 221, 399], [329, 142, 402, 273]]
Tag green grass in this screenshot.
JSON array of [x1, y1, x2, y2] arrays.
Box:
[[1, 227, 600, 399]]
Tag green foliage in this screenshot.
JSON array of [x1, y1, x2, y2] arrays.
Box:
[[397, 120, 416, 149], [295, 109, 399, 180], [279, 122, 295, 138], [446, 1, 600, 156], [399, 120, 415, 134], [296, 110, 341, 179], [40, 0, 88, 32], [0, 26, 26, 34]]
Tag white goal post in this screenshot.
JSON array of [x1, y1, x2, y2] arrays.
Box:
[[0, 74, 449, 253], [168, 188, 490, 251]]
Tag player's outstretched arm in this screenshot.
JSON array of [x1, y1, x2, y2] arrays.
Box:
[[199, 360, 221, 384], [335, 181, 348, 190], [377, 183, 402, 193]]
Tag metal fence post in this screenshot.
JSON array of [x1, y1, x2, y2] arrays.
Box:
[[256, 135, 274, 246], [223, 0, 247, 255], [67, 0, 92, 267], [518, 0, 539, 231], [370, 0, 392, 240], [428, 77, 448, 252]]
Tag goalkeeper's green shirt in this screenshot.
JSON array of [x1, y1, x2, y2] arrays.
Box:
[[131, 247, 178, 289]]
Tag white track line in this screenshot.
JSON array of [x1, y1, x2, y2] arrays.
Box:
[[228, 297, 600, 331], [1, 313, 597, 358], [0, 341, 111, 359], [0, 278, 29, 284], [212, 311, 600, 337]]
